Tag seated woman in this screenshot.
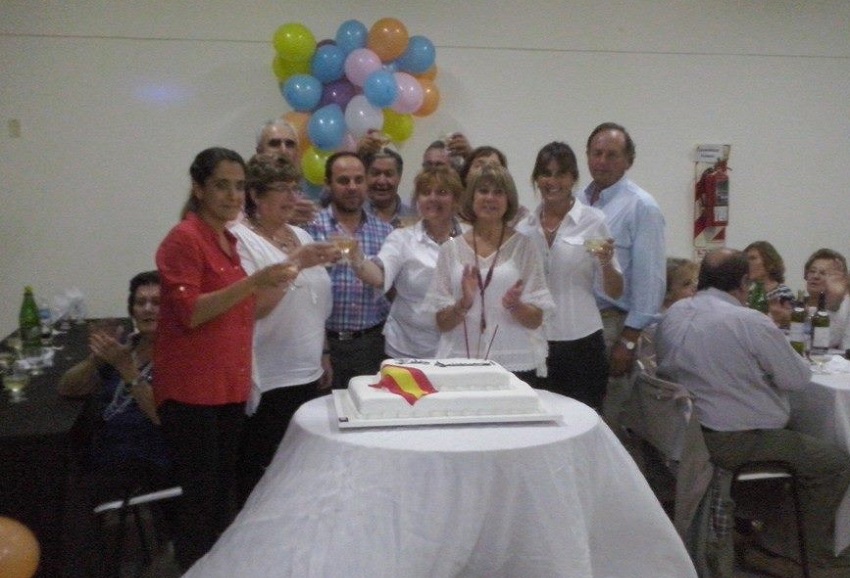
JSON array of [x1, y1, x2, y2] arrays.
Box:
[[803, 247, 850, 349], [744, 240, 794, 328], [58, 270, 172, 577]]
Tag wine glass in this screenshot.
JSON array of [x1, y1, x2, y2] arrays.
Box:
[[329, 232, 357, 265], [583, 237, 608, 254], [4, 369, 30, 403], [809, 351, 831, 374]]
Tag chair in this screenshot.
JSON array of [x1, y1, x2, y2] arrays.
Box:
[[730, 461, 810, 578], [93, 485, 182, 578]]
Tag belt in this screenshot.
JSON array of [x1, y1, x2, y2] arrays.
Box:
[[326, 323, 384, 341], [600, 308, 626, 319]]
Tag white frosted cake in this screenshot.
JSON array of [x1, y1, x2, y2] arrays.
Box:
[[347, 358, 544, 419]]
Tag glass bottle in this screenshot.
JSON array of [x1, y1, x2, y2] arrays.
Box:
[[748, 281, 768, 314], [788, 290, 807, 356], [19, 286, 41, 353], [810, 292, 831, 357]]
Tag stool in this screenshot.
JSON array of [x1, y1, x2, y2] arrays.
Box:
[[93, 485, 182, 578], [731, 461, 809, 578]]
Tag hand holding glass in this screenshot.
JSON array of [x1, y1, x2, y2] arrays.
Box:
[[4, 369, 29, 403]]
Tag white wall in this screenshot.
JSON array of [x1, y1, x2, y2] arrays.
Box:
[[2, 1, 849, 333]]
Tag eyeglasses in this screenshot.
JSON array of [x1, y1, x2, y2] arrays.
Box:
[[267, 138, 297, 149]]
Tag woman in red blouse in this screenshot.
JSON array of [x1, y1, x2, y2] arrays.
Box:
[[154, 147, 293, 570]]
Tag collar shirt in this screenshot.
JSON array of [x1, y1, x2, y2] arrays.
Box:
[[515, 200, 621, 341], [376, 219, 465, 358], [364, 195, 418, 228], [656, 288, 811, 431], [306, 207, 393, 332], [581, 176, 666, 330]]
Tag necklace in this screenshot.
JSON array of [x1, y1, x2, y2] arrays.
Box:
[[471, 224, 506, 333], [251, 218, 298, 252], [424, 219, 461, 245]]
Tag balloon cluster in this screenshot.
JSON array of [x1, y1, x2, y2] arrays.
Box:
[[272, 18, 440, 184]]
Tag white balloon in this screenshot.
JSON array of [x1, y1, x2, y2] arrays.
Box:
[[344, 95, 383, 138]]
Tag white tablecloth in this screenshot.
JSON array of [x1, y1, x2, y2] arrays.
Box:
[[790, 373, 850, 554], [186, 391, 696, 578]]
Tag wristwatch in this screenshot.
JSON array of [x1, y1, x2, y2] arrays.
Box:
[[619, 337, 637, 351]]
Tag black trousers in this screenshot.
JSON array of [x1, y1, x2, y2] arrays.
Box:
[[328, 329, 386, 389], [238, 381, 321, 504], [158, 401, 244, 571], [542, 330, 608, 412]]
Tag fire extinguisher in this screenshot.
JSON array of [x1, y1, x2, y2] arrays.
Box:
[[695, 159, 729, 228]]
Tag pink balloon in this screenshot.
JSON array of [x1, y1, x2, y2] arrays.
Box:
[[391, 72, 424, 114], [344, 48, 382, 87]]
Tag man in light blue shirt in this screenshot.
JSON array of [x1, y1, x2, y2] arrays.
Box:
[[581, 122, 666, 427]]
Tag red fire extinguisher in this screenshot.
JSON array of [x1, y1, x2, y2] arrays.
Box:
[[695, 159, 730, 228]]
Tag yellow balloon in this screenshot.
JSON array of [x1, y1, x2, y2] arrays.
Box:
[[0, 517, 40, 578], [301, 145, 332, 185], [272, 55, 310, 82], [273, 22, 317, 62], [382, 109, 414, 143]]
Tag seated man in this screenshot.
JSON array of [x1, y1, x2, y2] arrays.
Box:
[[656, 248, 850, 574]]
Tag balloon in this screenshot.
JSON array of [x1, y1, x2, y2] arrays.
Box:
[[308, 104, 346, 151], [319, 78, 356, 109], [391, 72, 424, 114], [283, 111, 311, 155], [414, 78, 440, 117], [396, 35, 436, 74], [344, 94, 383, 138], [415, 65, 438, 81], [335, 19, 368, 56], [273, 55, 310, 82], [367, 18, 409, 62], [343, 48, 382, 87], [311, 44, 345, 84], [363, 70, 398, 108], [301, 145, 333, 185], [0, 517, 40, 578], [302, 180, 326, 202], [273, 23, 317, 63], [281, 74, 322, 112], [382, 109, 414, 143]]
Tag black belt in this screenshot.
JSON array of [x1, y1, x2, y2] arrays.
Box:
[[327, 323, 384, 341]]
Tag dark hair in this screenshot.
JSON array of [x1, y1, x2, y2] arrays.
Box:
[[531, 141, 579, 187], [744, 240, 786, 283], [804, 248, 848, 277], [181, 147, 246, 218], [324, 151, 364, 184], [459, 146, 508, 185], [586, 122, 636, 165], [697, 249, 748, 292], [127, 270, 159, 317], [413, 165, 464, 204], [425, 140, 447, 153], [460, 165, 519, 225], [362, 146, 404, 175], [244, 154, 301, 219]]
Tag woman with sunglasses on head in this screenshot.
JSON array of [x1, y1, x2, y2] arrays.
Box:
[[424, 165, 554, 385]]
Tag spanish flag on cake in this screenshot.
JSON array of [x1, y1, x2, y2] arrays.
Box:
[[370, 365, 437, 405]]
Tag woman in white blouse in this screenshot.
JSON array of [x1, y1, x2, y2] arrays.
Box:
[[352, 165, 465, 358], [229, 154, 337, 502], [425, 165, 554, 385], [516, 142, 622, 410]]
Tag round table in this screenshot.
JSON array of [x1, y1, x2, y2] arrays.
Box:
[[186, 390, 696, 578]]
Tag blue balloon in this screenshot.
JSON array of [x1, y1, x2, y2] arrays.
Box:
[[363, 70, 398, 109], [311, 44, 345, 84], [281, 74, 322, 112], [308, 104, 345, 151], [396, 35, 436, 74], [335, 20, 367, 56]]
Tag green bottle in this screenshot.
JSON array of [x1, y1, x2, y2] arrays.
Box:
[[19, 286, 41, 351], [748, 281, 768, 314], [811, 292, 831, 356], [788, 290, 807, 356]]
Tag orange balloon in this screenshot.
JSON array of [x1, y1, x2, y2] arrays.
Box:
[[367, 18, 409, 63], [0, 517, 40, 578], [415, 65, 438, 81], [414, 79, 440, 117], [282, 111, 311, 157]]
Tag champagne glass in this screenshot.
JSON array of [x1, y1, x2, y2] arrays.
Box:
[[583, 237, 608, 254], [4, 369, 30, 403], [809, 351, 831, 374]]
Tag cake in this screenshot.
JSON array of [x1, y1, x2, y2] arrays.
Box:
[[347, 358, 545, 419]]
